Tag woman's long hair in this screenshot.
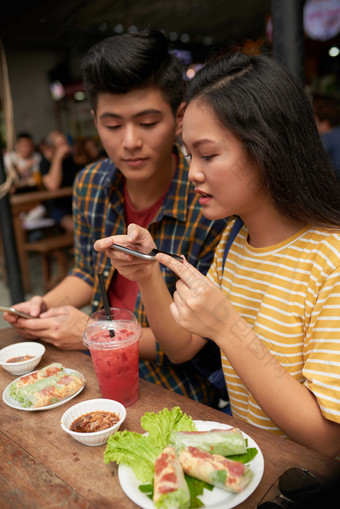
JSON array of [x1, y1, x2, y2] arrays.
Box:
[[185, 52, 340, 227]]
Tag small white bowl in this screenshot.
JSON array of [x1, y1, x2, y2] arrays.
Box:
[[60, 398, 126, 446], [0, 341, 45, 375]]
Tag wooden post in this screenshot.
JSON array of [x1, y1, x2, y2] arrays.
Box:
[[0, 141, 25, 303], [271, 0, 305, 83]]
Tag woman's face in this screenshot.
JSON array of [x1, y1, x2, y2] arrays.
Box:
[[182, 99, 267, 221]]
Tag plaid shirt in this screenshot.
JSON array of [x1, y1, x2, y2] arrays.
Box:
[[70, 145, 228, 406]]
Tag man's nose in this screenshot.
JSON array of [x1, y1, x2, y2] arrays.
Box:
[[122, 125, 142, 149]]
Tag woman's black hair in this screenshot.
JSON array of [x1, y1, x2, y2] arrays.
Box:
[[81, 29, 184, 115], [185, 52, 340, 227]]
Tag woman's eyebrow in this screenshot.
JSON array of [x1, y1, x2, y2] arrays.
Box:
[[192, 138, 215, 148]]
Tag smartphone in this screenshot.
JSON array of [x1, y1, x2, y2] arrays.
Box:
[[0, 306, 36, 319], [110, 244, 183, 262]]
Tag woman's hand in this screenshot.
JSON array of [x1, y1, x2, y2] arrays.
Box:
[[156, 253, 232, 342], [94, 223, 159, 281]]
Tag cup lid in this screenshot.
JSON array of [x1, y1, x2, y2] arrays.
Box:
[[83, 308, 142, 349]]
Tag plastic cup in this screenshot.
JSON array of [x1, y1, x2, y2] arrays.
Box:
[[83, 308, 142, 407]]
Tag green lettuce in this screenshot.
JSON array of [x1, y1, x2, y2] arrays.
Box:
[[104, 430, 157, 483], [141, 406, 196, 451], [104, 406, 196, 484]]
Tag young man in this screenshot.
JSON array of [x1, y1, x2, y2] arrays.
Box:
[[4, 30, 227, 407]]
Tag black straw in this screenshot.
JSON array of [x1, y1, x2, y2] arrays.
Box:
[[98, 273, 115, 337]]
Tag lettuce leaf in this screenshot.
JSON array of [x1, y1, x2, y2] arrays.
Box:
[[185, 475, 214, 508], [227, 447, 258, 464], [104, 406, 196, 484], [141, 406, 196, 451], [104, 430, 157, 483]]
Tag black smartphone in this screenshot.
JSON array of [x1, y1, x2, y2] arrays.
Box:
[[110, 244, 183, 262], [0, 306, 36, 319]]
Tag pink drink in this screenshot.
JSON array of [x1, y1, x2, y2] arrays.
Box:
[[83, 309, 142, 407]]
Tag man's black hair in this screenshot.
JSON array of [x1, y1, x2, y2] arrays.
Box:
[[81, 29, 184, 115]]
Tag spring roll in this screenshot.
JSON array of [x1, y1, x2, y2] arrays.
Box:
[[179, 446, 253, 494], [14, 371, 84, 408], [9, 362, 64, 399], [153, 445, 190, 509], [171, 427, 247, 456]]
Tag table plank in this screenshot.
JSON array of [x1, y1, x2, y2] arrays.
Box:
[[1, 328, 339, 508], [0, 432, 96, 509], [10, 186, 73, 208]]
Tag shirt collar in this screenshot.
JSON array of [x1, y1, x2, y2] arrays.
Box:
[[106, 144, 190, 222]]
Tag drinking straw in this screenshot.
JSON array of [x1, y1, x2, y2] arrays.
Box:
[[98, 272, 115, 337]]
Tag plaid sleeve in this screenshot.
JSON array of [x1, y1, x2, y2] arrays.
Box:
[[68, 167, 95, 288]]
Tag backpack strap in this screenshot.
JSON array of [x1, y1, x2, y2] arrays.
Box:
[[222, 216, 244, 274], [191, 217, 244, 392]]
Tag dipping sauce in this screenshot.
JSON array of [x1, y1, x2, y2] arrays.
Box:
[[70, 411, 120, 433], [6, 354, 35, 363]]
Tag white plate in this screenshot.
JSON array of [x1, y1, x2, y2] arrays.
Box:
[[118, 420, 264, 509], [2, 367, 85, 411]]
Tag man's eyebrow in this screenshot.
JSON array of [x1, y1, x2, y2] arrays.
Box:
[[99, 109, 162, 120]]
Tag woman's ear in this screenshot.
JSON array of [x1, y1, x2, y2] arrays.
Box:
[[175, 102, 187, 138]]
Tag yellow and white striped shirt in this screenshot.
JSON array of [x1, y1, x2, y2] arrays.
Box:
[[207, 219, 340, 436]]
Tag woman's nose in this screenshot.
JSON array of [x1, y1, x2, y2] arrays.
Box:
[[188, 159, 205, 184]]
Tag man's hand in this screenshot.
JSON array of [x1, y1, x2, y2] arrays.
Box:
[[3, 296, 47, 329], [4, 304, 88, 350], [94, 223, 159, 281]]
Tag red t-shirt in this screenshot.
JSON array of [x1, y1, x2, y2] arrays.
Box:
[[108, 182, 168, 311]]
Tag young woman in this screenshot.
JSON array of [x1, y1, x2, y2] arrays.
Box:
[[95, 52, 340, 457]]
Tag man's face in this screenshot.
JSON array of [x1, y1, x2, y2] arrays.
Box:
[[93, 88, 182, 183], [16, 138, 34, 159]]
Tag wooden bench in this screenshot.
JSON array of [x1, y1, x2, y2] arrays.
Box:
[[24, 232, 74, 292], [10, 187, 74, 293]]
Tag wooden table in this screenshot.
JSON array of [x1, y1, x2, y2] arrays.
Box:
[[1, 328, 339, 509], [10, 186, 73, 294]]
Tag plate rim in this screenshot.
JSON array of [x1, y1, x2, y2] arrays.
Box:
[[2, 366, 85, 411], [118, 419, 264, 509]]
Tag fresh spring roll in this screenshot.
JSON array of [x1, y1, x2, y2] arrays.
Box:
[[171, 427, 247, 457], [179, 446, 253, 494], [14, 371, 84, 408], [153, 445, 190, 509], [9, 362, 64, 399]]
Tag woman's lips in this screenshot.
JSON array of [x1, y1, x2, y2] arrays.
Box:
[[195, 189, 213, 205]]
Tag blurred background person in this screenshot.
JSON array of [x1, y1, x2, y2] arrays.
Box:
[[39, 130, 79, 233], [73, 136, 106, 167], [313, 95, 340, 179], [4, 132, 42, 193]]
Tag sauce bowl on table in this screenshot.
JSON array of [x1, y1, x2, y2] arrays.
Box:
[[0, 341, 45, 375], [60, 398, 126, 446]]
